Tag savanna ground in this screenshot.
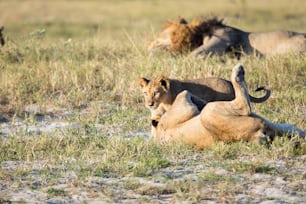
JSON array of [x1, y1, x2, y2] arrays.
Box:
[[0, 0, 305, 203]]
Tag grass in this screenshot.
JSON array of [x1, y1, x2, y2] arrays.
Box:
[[0, 0, 305, 202], [46, 188, 66, 197]]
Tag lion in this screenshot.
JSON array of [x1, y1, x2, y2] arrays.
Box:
[[150, 64, 305, 148], [148, 17, 306, 57], [0, 26, 4, 46], [138, 75, 271, 114]]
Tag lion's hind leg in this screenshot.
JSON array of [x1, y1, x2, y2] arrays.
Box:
[[268, 123, 305, 139], [230, 63, 252, 116], [252, 113, 306, 139]]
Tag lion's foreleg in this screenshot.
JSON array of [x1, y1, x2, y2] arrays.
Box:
[[159, 91, 199, 129]]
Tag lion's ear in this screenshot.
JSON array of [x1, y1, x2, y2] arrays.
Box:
[[138, 77, 150, 88], [190, 18, 202, 27], [159, 76, 170, 90], [173, 17, 188, 24]]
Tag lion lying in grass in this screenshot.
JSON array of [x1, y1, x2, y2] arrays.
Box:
[[148, 64, 305, 148], [148, 17, 306, 57], [138, 75, 270, 117]]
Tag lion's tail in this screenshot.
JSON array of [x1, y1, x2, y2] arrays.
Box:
[[249, 86, 271, 103]]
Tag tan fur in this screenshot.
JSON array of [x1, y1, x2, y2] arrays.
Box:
[[148, 17, 306, 56], [248, 31, 306, 55], [138, 75, 271, 114], [151, 64, 305, 148]]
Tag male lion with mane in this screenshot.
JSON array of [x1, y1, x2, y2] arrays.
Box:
[[150, 64, 305, 148], [148, 17, 306, 57]]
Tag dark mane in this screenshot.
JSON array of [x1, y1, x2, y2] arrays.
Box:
[[185, 17, 225, 50], [193, 17, 225, 36]]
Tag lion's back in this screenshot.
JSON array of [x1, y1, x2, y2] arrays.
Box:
[[249, 31, 306, 55], [183, 77, 234, 102]]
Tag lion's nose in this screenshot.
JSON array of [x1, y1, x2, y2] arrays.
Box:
[[151, 120, 159, 127], [148, 102, 154, 107]]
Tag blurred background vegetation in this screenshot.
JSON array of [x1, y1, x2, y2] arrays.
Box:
[[0, 0, 305, 122]]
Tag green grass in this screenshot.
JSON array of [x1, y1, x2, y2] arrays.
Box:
[[46, 188, 66, 197], [0, 0, 305, 202]]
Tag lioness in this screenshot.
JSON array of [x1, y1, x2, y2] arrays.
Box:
[[151, 64, 305, 148], [138, 75, 271, 113]]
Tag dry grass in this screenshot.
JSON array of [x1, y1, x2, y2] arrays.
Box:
[[0, 0, 305, 203]]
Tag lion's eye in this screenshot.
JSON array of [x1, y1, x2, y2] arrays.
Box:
[[153, 91, 159, 97]]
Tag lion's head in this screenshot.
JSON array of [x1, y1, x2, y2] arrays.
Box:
[[148, 17, 224, 54], [138, 76, 173, 110], [148, 17, 205, 53]]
